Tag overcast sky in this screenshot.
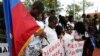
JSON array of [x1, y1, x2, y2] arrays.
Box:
[[59, 0, 100, 15], [3, 0, 99, 16]]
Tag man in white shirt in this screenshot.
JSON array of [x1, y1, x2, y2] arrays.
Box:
[[44, 15, 58, 44], [95, 18, 100, 33]]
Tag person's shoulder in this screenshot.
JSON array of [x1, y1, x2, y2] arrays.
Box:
[[45, 17, 49, 20], [44, 26, 49, 31], [63, 33, 73, 40], [44, 27, 53, 34], [45, 26, 51, 29], [85, 38, 91, 43]]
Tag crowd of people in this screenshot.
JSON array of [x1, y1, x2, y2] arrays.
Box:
[[24, 1, 100, 56], [22, 1, 100, 56], [0, 0, 100, 56]]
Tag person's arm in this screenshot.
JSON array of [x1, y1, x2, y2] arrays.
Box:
[[82, 40, 88, 56], [82, 38, 94, 56]]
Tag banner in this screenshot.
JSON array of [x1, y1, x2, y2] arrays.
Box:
[[42, 34, 84, 56], [0, 43, 9, 56], [64, 39, 84, 56], [42, 39, 64, 56]]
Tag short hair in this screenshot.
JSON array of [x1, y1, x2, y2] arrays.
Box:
[[55, 25, 63, 35], [68, 15, 73, 22], [31, 1, 44, 12], [48, 16, 57, 23], [94, 14, 98, 19], [87, 14, 91, 18], [50, 10, 55, 14], [74, 22, 86, 34], [82, 14, 86, 18]]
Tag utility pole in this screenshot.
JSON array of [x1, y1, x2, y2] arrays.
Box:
[[97, 6, 98, 12], [83, 0, 85, 14], [55, 0, 57, 11], [53, 0, 57, 10], [73, 0, 75, 19]]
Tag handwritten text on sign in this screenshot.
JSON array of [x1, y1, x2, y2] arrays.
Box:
[[42, 39, 64, 56], [64, 40, 84, 56]]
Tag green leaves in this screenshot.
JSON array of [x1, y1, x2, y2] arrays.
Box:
[[66, 4, 82, 15], [41, 0, 60, 11]]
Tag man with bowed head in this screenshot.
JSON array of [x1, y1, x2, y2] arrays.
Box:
[[24, 1, 47, 56]]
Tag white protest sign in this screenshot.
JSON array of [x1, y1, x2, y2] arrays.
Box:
[[42, 33, 85, 56], [64, 39, 84, 56], [42, 39, 64, 56], [0, 43, 9, 56]]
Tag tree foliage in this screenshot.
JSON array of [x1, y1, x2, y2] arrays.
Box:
[[79, 0, 93, 9], [40, 0, 60, 11], [66, 0, 93, 15], [23, 0, 60, 11], [66, 4, 82, 15]]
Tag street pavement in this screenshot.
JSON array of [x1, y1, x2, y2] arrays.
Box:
[[93, 48, 100, 56]]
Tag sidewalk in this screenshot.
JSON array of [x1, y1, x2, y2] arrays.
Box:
[[93, 48, 100, 56]]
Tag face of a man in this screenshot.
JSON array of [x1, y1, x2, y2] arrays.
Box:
[[37, 13, 42, 20], [49, 19, 58, 29], [52, 12, 56, 16], [31, 8, 42, 19], [96, 19, 100, 24]]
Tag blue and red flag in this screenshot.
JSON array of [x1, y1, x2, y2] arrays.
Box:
[[3, 0, 41, 56]]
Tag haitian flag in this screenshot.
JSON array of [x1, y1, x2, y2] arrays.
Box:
[[3, 0, 41, 56]]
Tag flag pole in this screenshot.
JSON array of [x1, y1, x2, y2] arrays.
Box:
[[3, 0, 12, 56]]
